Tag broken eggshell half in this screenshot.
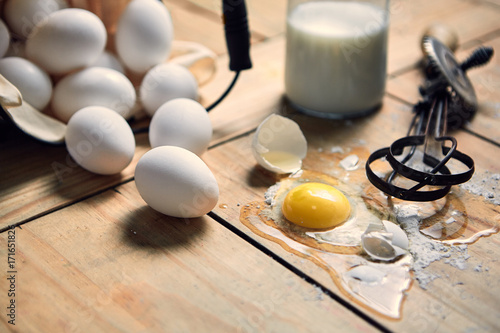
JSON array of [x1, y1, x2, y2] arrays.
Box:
[[252, 114, 307, 174], [361, 221, 409, 261]]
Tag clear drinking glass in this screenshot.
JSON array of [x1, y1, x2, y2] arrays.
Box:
[[285, 0, 390, 118]]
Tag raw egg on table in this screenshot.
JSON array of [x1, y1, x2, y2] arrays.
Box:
[[240, 167, 412, 319], [282, 182, 351, 229]]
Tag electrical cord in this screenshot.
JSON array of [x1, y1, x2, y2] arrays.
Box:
[[206, 71, 240, 112], [133, 0, 250, 135]]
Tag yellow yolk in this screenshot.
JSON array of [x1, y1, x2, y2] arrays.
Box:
[[282, 182, 351, 229]]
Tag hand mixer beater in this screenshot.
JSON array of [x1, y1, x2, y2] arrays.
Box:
[[366, 36, 494, 202]]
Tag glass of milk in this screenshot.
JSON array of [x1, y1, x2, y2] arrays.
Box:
[[285, 0, 390, 118]]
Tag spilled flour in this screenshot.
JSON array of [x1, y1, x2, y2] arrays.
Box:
[[460, 171, 500, 205], [391, 170, 500, 289], [393, 204, 471, 289]]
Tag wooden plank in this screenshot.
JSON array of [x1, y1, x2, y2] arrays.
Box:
[[164, 0, 236, 56], [176, 0, 287, 39], [0, 125, 150, 227], [387, 0, 500, 73], [387, 36, 500, 144], [0, 15, 277, 227], [202, 94, 500, 331], [3, 22, 498, 230], [164, 0, 271, 53], [0, 182, 380, 333], [0, 34, 285, 228], [203, 37, 286, 146]]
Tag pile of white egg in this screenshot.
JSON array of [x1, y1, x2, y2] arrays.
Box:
[[0, 0, 218, 218]]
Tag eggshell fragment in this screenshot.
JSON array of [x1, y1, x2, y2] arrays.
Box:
[[0, 19, 10, 58], [0, 57, 52, 110], [140, 63, 198, 116], [134, 146, 219, 218], [52, 67, 136, 122], [149, 98, 212, 156], [252, 114, 307, 174], [115, 0, 174, 74], [361, 221, 409, 261], [65, 106, 135, 175], [25, 8, 106, 75], [345, 265, 387, 284], [382, 220, 409, 250], [3, 0, 68, 39]]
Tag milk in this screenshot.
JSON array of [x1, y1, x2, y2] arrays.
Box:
[[285, 1, 389, 117]]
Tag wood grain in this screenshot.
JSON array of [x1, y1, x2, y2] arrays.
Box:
[[386, 0, 500, 74], [202, 95, 500, 332], [1, 1, 500, 332], [0, 182, 380, 333], [387, 36, 500, 144], [177, 0, 287, 39]]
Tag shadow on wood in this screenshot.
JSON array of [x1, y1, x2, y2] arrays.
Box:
[[121, 205, 208, 250]]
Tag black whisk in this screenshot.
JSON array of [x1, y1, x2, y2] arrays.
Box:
[[366, 37, 493, 202]]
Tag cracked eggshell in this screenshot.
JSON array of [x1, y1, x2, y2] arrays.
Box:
[[361, 221, 409, 261], [252, 114, 307, 174], [382, 220, 409, 250]]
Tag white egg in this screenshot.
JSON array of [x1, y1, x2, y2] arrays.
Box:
[[51, 67, 136, 123], [0, 19, 10, 58], [149, 98, 212, 156], [65, 106, 135, 175], [0, 57, 52, 110], [134, 146, 219, 218], [3, 0, 68, 39], [140, 63, 198, 116], [25, 8, 106, 75], [87, 50, 125, 74], [115, 0, 173, 74], [252, 114, 308, 174]]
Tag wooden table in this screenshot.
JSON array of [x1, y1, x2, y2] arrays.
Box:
[[1, 0, 500, 332]]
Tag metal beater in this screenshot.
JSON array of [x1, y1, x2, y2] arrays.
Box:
[[366, 36, 494, 201]]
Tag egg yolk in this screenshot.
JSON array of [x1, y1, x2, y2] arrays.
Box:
[[282, 182, 351, 229]]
